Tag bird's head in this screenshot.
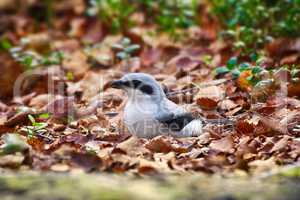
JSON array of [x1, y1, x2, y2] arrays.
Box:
[[111, 73, 165, 101]]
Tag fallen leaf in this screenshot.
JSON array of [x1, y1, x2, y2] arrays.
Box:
[[271, 136, 290, 153], [70, 151, 102, 172], [145, 136, 192, 153], [195, 86, 224, 110], [44, 96, 75, 119], [209, 135, 234, 153]]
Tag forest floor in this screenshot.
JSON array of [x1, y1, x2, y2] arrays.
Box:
[[0, 1, 300, 199]]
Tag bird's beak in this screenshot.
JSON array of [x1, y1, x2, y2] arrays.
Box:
[[111, 80, 124, 89]]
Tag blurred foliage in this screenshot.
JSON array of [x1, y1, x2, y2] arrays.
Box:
[[140, 0, 198, 39], [0, 134, 29, 155], [9, 46, 64, 71], [211, 0, 300, 53], [111, 37, 140, 60], [87, 0, 199, 38], [87, 0, 135, 33], [216, 54, 300, 93], [20, 115, 48, 139], [0, 38, 13, 51]]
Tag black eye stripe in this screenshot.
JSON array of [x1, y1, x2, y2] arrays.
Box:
[[132, 80, 142, 88], [123, 80, 142, 88], [139, 84, 153, 95], [123, 80, 153, 95]]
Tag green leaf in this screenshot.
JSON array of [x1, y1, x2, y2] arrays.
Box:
[[215, 67, 230, 75], [121, 38, 131, 46], [38, 113, 50, 119], [111, 44, 124, 50], [28, 115, 36, 124], [256, 57, 265, 65], [0, 38, 12, 50], [21, 55, 34, 68], [246, 75, 260, 86], [291, 69, 300, 77], [252, 66, 263, 74], [27, 129, 35, 138], [53, 51, 64, 62], [34, 122, 48, 130], [227, 57, 238, 70], [246, 75, 254, 82], [239, 63, 250, 71], [124, 44, 140, 53], [116, 52, 129, 60], [232, 69, 241, 78], [1, 134, 29, 154]]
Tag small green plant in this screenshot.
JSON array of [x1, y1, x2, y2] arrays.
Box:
[[9, 47, 64, 70], [20, 115, 48, 139], [87, 0, 135, 33], [0, 134, 29, 155], [216, 55, 300, 91], [215, 56, 265, 86], [87, 0, 199, 38], [112, 37, 140, 71], [155, 0, 198, 39], [137, 0, 199, 39], [211, 0, 300, 53], [291, 67, 300, 83], [112, 37, 140, 60], [41, 51, 64, 66]]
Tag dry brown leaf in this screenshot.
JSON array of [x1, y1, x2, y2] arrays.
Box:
[[145, 136, 192, 153], [195, 86, 224, 110], [219, 99, 238, 110], [70, 151, 102, 172], [44, 96, 75, 119], [209, 135, 234, 153], [0, 153, 25, 168], [117, 136, 150, 156], [271, 136, 290, 153], [235, 119, 255, 135]]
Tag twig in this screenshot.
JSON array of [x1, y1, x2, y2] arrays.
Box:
[[166, 79, 228, 97], [166, 87, 198, 97]]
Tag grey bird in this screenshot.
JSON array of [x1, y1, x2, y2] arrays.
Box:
[[111, 73, 203, 138]]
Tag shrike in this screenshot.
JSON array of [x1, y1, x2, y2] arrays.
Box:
[[111, 73, 205, 138], [112, 73, 203, 138]]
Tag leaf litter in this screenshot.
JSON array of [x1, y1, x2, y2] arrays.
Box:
[[0, 1, 299, 177]]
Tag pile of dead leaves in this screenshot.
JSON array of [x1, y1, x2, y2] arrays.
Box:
[[0, 0, 299, 176]]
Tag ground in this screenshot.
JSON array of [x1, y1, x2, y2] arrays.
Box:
[[0, 0, 300, 199]]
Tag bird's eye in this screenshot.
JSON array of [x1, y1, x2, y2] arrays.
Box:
[[131, 80, 142, 88], [139, 84, 153, 95]]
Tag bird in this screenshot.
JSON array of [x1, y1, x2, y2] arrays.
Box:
[[110, 72, 205, 138]]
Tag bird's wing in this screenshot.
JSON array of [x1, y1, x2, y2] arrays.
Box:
[[155, 111, 195, 132]]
